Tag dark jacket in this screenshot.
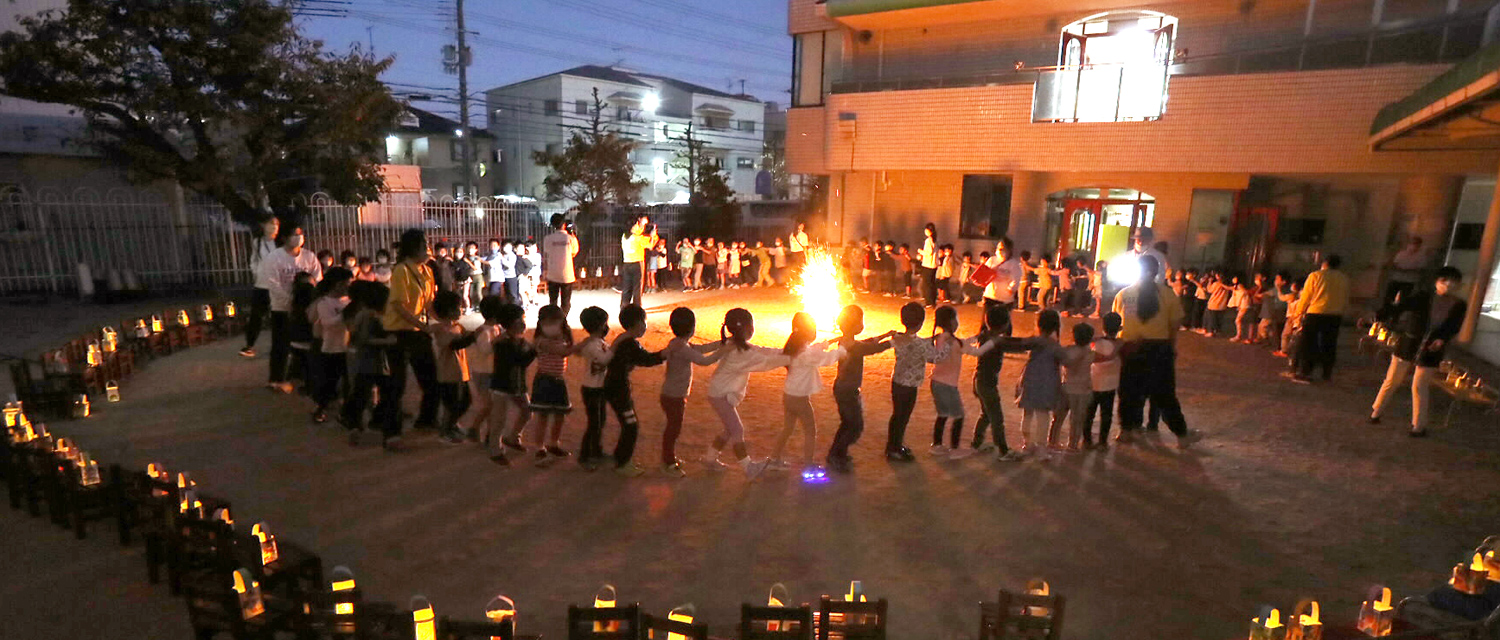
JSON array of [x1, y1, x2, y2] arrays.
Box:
[[1378, 289, 1466, 367]]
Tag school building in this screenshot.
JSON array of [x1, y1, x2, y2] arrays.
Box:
[[785, 0, 1500, 362]]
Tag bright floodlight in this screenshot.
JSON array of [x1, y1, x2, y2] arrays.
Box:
[[1108, 252, 1142, 285], [642, 93, 660, 114]]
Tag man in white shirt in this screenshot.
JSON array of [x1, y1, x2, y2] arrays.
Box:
[[1384, 236, 1427, 307], [242, 216, 280, 358], [542, 214, 580, 314], [788, 222, 809, 276], [1117, 227, 1170, 286], [258, 225, 321, 392], [982, 237, 1024, 335]]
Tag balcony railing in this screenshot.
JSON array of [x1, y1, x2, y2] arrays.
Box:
[[829, 9, 1490, 96]]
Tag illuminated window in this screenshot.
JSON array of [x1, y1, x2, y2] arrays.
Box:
[[1036, 11, 1176, 123]]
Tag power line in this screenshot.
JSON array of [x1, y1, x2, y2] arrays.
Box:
[[616, 0, 783, 37], [542, 0, 787, 59]]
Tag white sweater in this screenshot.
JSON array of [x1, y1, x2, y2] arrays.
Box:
[[707, 344, 790, 404], [783, 341, 845, 397]]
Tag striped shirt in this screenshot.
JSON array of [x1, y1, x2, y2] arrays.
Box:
[[534, 336, 569, 377]]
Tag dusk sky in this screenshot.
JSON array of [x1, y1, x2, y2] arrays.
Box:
[[296, 0, 793, 123]]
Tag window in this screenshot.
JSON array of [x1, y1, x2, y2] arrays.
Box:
[[1278, 219, 1326, 245], [616, 106, 630, 121], [736, 157, 756, 169], [449, 139, 464, 162], [793, 31, 838, 107], [738, 119, 757, 133], [453, 183, 467, 199], [1034, 11, 1176, 123], [959, 175, 1013, 239], [703, 115, 729, 130], [575, 99, 589, 115], [544, 99, 560, 116], [489, 109, 501, 125]]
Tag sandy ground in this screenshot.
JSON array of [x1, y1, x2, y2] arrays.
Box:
[[6, 285, 1500, 640]]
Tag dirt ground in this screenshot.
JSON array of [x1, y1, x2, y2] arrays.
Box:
[[6, 285, 1500, 640]]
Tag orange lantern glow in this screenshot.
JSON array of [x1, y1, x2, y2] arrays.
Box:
[[411, 596, 437, 640], [150, 315, 164, 333], [1288, 599, 1322, 640], [1451, 553, 1490, 595], [200, 304, 214, 323], [666, 604, 695, 640], [212, 507, 233, 527], [225, 301, 237, 318], [101, 326, 118, 353], [71, 394, 90, 419], [1357, 586, 1394, 637], [233, 568, 265, 620], [105, 381, 120, 403], [251, 522, 279, 567], [330, 566, 357, 617], [1025, 579, 1052, 617], [4, 397, 21, 428], [1249, 605, 1285, 640], [79, 452, 101, 486], [767, 583, 789, 632], [176, 310, 190, 327], [85, 341, 102, 367], [134, 319, 150, 338], [593, 584, 620, 632], [485, 594, 517, 640]]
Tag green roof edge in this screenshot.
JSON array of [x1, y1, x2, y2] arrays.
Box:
[[1371, 40, 1500, 136], [825, 0, 987, 18]]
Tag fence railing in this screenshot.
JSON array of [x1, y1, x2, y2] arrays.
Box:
[[0, 187, 720, 295]]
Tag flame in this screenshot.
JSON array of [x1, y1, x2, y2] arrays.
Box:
[[791, 247, 850, 331]]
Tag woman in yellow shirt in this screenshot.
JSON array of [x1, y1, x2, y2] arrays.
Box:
[[1112, 255, 1201, 448], [375, 228, 438, 449]]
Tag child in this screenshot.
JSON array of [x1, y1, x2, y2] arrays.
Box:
[[1070, 258, 1091, 317], [659, 307, 723, 477], [726, 241, 741, 288], [576, 306, 615, 470], [1018, 251, 1035, 310], [309, 267, 353, 424], [287, 273, 317, 390], [969, 304, 1018, 460], [716, 240, 730, 289], [826, 305, 895, 473], [461, 296, 502, 441], [1004, 310, 1066, 460], [701, 308, 788, 476], [957, 252, 978, 304], [1034, 256, 1054, 309], [895, 244, 914, 297], [930, 305, 988, 459], [888, 303, 948, 461], [935, 245, 954, 302], [739, 241, 752, 287], [1046, 322, 1094, 452], [341, 281, 397, 448], [430, 291, 478, 445], [1179, 268, 1201, 331], [489, 303, 536, 465], [1278, 279, 1304, 360], [528, 305, 575, 466], [1233, 274, 1263, 343], [600, 304, 665, 476], [1260, 272, 1290, 349], [1202, 272, 1231, 337], [1086, 313, 1122, 449], [772, 312, 844, 474]]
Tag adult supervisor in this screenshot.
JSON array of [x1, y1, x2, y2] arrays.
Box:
[[258, 224, 321, 393], [1112, 256, 1201, 448], [619, 214, 654, 310], [981, 236, 1024, 335], [1289, 254, 1350, 384], [241, 216, 280, 358], [379, 228, 439, 448], [542, 214, 580, 314], [1368, 266, 1466, 437], [787, 222, 809, 277]]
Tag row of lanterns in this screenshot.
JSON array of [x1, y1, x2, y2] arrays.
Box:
[[5, 400, 101, 486]]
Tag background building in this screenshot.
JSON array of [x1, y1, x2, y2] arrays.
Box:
[[787, 0, 1500, 359], [485, 65, 767, 205], [383, 107, 495, 202]]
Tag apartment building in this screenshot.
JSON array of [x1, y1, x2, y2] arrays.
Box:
[[382, 107, 495, 202], [485, 65, 766, 205]]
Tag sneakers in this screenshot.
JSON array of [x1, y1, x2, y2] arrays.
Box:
[[661, 462, 686, 477], [545, 445, 570, 459], [740, 457, 770, 479], [974, 442, 997, 454], [267, 381, 293, 394], [826, 456, 853, 474], [702, 450, 726, 471], [1175, 430, 1204, 449], [948, 447, 976, 460], [615, 462, 646, 477], [928, 444, 949, 456], [534, 449, 553, 467], [997, 450, 1025, 462], [439, 430, 465, 445], [239, 347, 256, 358], [765, 459, 792, 471], [500, 436, 526, 452], [1408, 428, 1428, 438], [884, 450, 907, 462]]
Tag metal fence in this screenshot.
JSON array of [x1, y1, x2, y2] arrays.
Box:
[[0, 187, 714, 295]]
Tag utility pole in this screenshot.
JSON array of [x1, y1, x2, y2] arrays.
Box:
[[456, 0, 474, 202]]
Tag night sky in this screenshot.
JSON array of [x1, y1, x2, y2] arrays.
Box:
[[296, 0, 793, 123]]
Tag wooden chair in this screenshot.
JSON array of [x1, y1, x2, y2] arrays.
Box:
[[741, 603, 813, 640], [165, 501, 239, 595], [642, 612, 707, 640], [816, 597, 888, 640], [566, 603, 642, 640], [6, 440, 51, 517], [58, 459, 122, 540], [180, 567, 302, 640], [979, 589, 1065, 640], [241, 535, 325, 608], [301, 586, 403, 640], [441, 615, 544, 640]]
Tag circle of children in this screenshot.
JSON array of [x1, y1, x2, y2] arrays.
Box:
[[248, 218, 1234, 482]]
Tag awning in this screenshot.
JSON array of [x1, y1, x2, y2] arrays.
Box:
[[1370, 40, 1500, 151]]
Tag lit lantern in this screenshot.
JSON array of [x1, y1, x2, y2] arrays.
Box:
[[1249, 605, 1285, 640], [106, 381, 120, 403], [179, 487, 203, 518], [846, 581, 866, 602], [766, 583, 789, 632], [593, 584, 620, 632], [1356, 586, 1394, 637], [232, 568, 266, 620], [79, 453, 101, 487], [613, 265, 620, 277], [71, 394, 90, 419], [1288, 599, 1322, 640], [212, 507, 233, 527], [54, 437, 74, 456], [177, 472, 195, 490], [31, 420, 48, 441], [251, 522, 279, 567], [578, 267, 587, 281], [147, 463, 168, 481], [595, 267, 604, 278], [1024, 579, 1052, 617], [134, 319, 150, 338], [101, 327, 118, 353], [3, 397, 20, 428], [85, 341, 102, 367], [200, 304, 214, 323], [46, 350, 70, 375], [225, 302, 237, 318], [176, 309, 190, 327], [1484, 545, 1500, 582], [330, 566, 357, 617], [150, 315, 164, 333], [666, 604, 695, 640], [1367, 322, 1380, 338], [411, 596, 437, 640], [485, 594, 517, 640], [1450, 553, 1490, 595]]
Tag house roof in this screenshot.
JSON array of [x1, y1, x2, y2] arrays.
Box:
[[489, 65, 755, 102], [1370, 39, 1500, 150], [394, 106, 493, 139]]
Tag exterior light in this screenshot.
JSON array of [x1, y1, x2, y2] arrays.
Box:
[[1107, 252, 1142, 285], [1249, 605, 1284, 640], [642, 93, 660, 113], [454, 128, 464, 137], [411, 596, 437, 640], [252, 522, 279, 567], [474, 206, 485, 219], [386, 135, 400, 144], [1356, 586, 1394, 637], [233, 568, 266, 620], [593, 584, 620, 632]]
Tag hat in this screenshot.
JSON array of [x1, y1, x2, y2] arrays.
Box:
[[1132, 227, 1154, 240]]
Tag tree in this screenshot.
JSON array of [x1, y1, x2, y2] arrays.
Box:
[[0, 0, 404, 225], [670, 122, 739, 238], [531, 88, 646, 218]]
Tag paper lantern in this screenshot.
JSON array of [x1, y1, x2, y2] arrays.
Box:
[[666, 604, 696, 640], [3, 397, 20, 428], [593, 584, 620, 632], [150, 315, 164, 333], [411, 596, 437, 640], [330, 566, 357, 617], [1450, 553, 1489, 595], [251, 522, 279, 567], [225, 302, 237, 318], [85, 341, 102, 367], [70, 394, 90, 419], [200, 304, 214, 323], [46, 350, 69, 375], [79, 453, 101, 487], [485, 594, 517, 640], [1367, 322, 1380, 338], [1025, 579, 1052, 617], [1356, 586, 1394, 637], [105, 381, 120, 403], [133, 319, 150, 338], [1287, 599, 1321, 640], [101, 327, 118, 353], [595, 267, 604, 278], [176, 310, 190, 327], [1485, 548, 1500, 583], [212, 507, 233, 527], [233, 568, 265, 620], [1249, 605, 1285, 640], [767, 583, 790, 632]]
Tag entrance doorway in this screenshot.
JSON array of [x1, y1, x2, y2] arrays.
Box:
[[1044, 188, 1156, 265]]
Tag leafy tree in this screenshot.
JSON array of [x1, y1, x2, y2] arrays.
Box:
[[531, 88, 646, 218], [671, 122, 739, 238], [0, 0, 403, 225]]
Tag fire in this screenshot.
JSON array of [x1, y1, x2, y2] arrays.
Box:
[[792, 246, 850, 331]]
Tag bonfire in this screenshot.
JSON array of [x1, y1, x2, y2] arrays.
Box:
[[791, 246, 851, 332]]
